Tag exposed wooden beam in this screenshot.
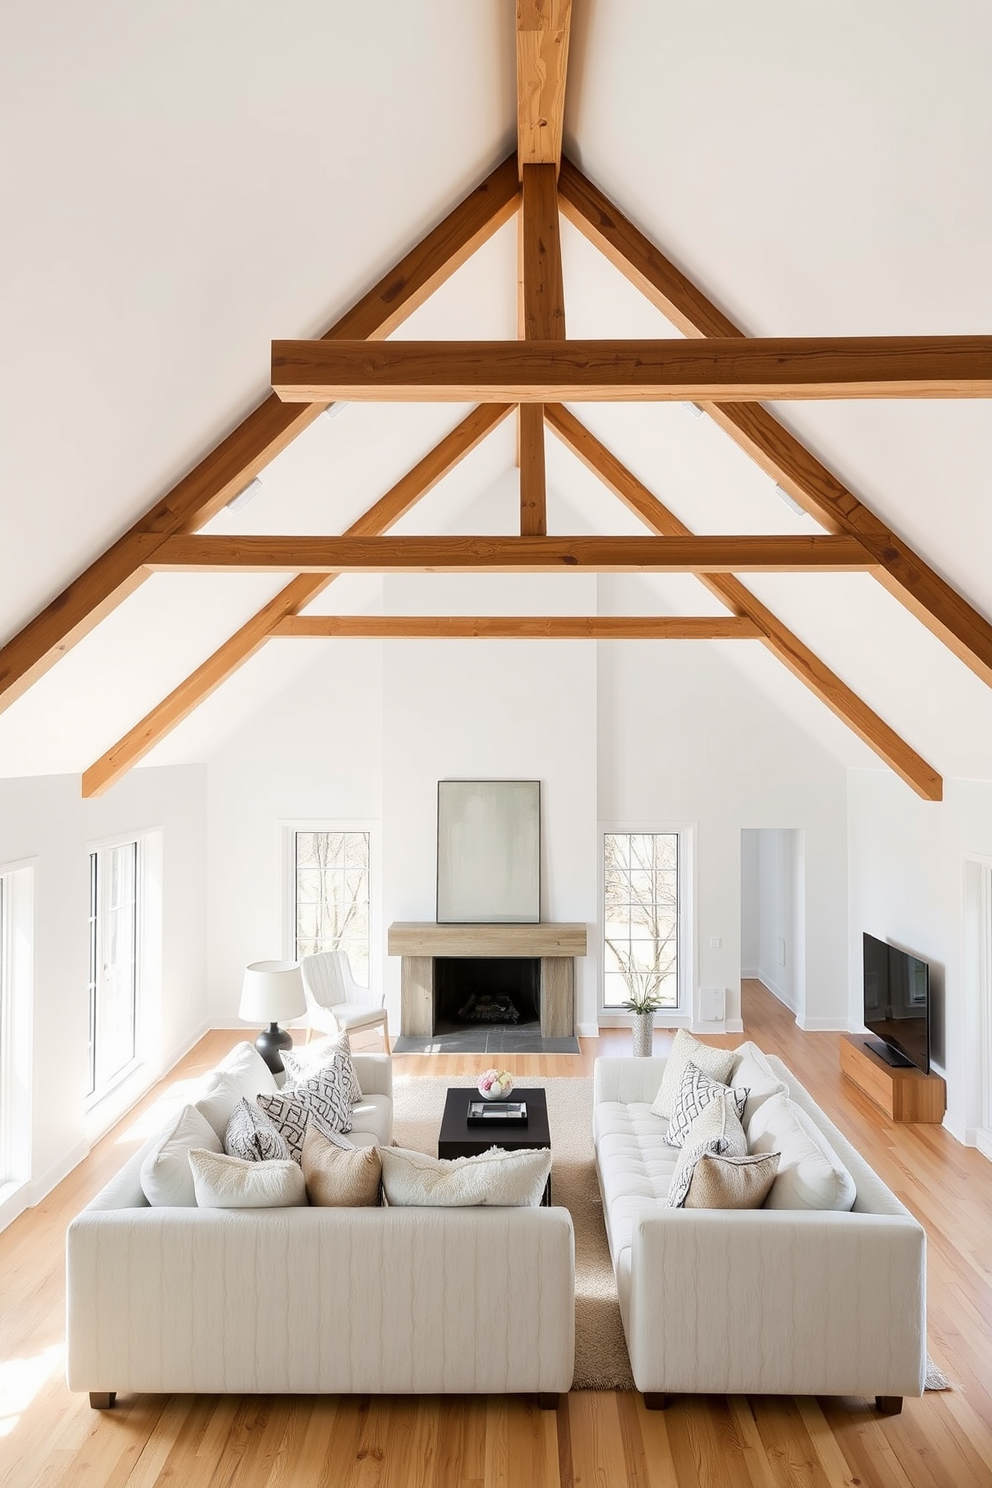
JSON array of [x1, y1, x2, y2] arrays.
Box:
[[545, 404, 942, 801], [271, 336, 992, 403], [516, 0, 572, 174], [0, 155, 521, 715], [81, 405, 512, 798], [557, 158, 992, 689], [148, 533, 873, 575], [519, 162, 566, 534], [272, 615, 761, 640]]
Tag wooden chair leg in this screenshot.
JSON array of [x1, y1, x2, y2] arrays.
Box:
[[382, 1021, 391, 1054], [643, 1392, 669, 1410], [875, 1395, 903, 1415], [538, 1392, 560, 1410], [89, 1392, 116, 1410]]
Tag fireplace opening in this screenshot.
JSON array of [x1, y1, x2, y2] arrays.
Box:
[[433, 957, 541, 1034]]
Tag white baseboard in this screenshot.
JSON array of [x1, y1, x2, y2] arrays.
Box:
[[973, 1129, 992, 1163], [796, 1016, 849, 1032], [741, 966, 760, 979], [576, 1021, 600, 1038], [24, 1139, 90, 1211]]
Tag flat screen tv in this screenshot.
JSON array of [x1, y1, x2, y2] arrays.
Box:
[[862, 932, 930, 1073]]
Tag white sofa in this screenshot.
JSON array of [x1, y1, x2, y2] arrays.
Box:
[[593, 1046, 927, 1412], [66, 1051, 575, 1407]]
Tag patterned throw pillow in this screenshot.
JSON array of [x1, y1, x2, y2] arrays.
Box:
[[282, 1034, 362, 1104], [224, 1097, 291, 1163], [256, 1063, 353, 1160], [666, 1089, 749, 1208], [665, 1061, 748, 1149]]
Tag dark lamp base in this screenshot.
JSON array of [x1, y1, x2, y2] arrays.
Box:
[[254, 1022, 294, 1075]]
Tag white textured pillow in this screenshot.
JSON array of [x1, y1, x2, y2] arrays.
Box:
[[666, 1090, 748, 1208], [196, 1043, 279, 1139], [665, 1062, 748, 1148], [651, 1029, 736, 1119], [282, 1034, 362, 1103], [140, 1104, 222, 1207], [729, 1041, 790, 1129], [748, 1092, 857, 1211], [187, 1149, 306, 1208], [380, 1145, 552, 1207]]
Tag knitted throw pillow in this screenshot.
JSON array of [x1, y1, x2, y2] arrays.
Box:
[[224, 1097, 291, 1163]]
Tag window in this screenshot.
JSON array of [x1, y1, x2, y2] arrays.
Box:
[[87, 841, 139, 1099], [603, 832, 680, 1010], [294, 831, 371, 983]]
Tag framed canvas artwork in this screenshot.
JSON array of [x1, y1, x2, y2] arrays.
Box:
[[436, 780, 541, 923]]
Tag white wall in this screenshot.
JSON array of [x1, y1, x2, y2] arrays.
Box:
[[740, 828, 760, 975], [0, 764, 207, 1227], [599, 642, 849, 1031], [205, 639, 384, 1026], [848, 770, 992, 1144]]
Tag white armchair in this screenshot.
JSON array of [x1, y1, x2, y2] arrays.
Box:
[[300, 950, 390, 1052]]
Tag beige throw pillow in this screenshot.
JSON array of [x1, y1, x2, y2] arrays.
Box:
[[380, 1145, 552, 1207], [651, 1029, 736, 1119], [302, 1124, 381, 1206], [684, 1151, 781, 1209]]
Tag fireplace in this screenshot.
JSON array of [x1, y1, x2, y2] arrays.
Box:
[[433, 957, 541, 1033], [388, 922, 587, 1039]]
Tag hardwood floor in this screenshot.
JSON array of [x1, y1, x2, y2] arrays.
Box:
[[2, 982, 991, 1487]]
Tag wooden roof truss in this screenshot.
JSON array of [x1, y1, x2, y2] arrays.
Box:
[[4, 0, 992, 803]]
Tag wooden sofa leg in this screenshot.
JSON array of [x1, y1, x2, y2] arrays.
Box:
[[538, 1392, 560, 1410], [875, 1395, 903, 1415], [643, 1392, 669, 1411], [89, 1392, 116, 1410]]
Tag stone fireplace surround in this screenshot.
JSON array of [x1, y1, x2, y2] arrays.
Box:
[[387, 923, 587, 1039]]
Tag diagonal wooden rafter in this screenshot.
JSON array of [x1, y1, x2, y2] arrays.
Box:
[[544, 404, 942, 801], [81, 404, 512, 798], [272, 616, 761, 640], [270, 335, 992, 403], [556, 157, 992, 689], [0, 155, 520, 716], [145, 533, 872, 574], [520, 163, 566, 533], [516, 0, 572, 175]]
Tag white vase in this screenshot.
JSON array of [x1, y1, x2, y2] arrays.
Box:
[[632, 1012, 654, 1058]]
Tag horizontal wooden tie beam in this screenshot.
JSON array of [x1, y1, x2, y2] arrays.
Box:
[[271, 615, 761, 640], [147, 534, 874, 574], [271, 336, 992, 403]]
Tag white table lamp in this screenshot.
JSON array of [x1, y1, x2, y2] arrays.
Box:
[[240, 960, 306, 1074]]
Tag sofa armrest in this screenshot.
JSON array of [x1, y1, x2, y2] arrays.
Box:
[[593, 1057, 667, 1108], [626, 1206, 926, 1398], [353, 1053, 392, 1100]]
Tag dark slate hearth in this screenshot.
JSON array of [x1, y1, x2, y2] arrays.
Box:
[[392, 1026, 580, 1055]]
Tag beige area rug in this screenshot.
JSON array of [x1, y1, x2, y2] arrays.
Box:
[[391, 1074, 951, 1395], [392, 1073, 634, 1390]]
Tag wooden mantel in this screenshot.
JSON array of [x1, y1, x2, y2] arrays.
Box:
[[387, 921, 587, 1038], [387, 921, 587, 958]]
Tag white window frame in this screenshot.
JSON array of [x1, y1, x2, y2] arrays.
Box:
[[0, 859, 34, 1221], [85, 833, 151, 1108], [282, 821, 379, 990], [598, 822, 695, 1027]]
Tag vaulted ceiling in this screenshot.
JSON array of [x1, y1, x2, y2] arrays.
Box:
[[2, 1, 991, 793]]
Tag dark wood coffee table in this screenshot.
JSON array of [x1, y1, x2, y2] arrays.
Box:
[[437, 1086, 552, 1203]]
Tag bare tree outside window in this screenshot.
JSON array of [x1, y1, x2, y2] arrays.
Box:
[[603, 832, 679, 1010], [295, 831, 371, 983]]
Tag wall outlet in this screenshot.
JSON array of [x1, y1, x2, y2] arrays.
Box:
[[709, 936, 722, 949]]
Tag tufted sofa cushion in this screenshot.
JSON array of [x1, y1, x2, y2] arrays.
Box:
[[593, 1099, 679, 1272]]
